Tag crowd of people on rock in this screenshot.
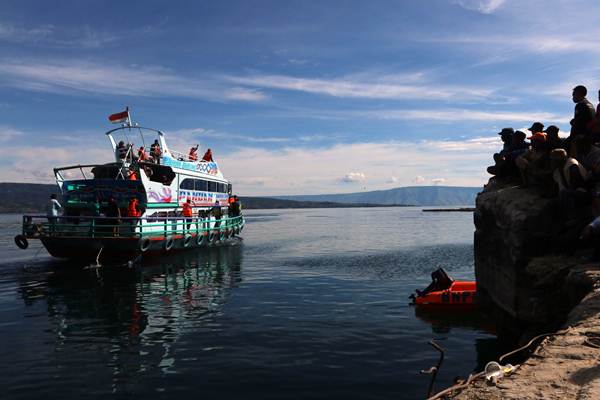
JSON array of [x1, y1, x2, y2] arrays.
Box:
[[487, 85, 600, 258]]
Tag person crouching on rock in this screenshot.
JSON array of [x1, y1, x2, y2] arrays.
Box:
[[516, 131, 553, 190], [551, 148, 590, 220]]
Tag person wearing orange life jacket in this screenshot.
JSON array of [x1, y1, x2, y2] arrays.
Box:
[[127, 168, 138, 181], [182, 198, 194, 230], [150, 139, 162, 164], [138, 146, 149, 161], [201, 148, 213, 162], [127, 198, 141, 218], [189, 145, 199, 161]]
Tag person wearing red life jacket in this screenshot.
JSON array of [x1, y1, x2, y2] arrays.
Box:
[[189, 145, 199, 161], [127, 169, 138, 181], [138, 146, 149, 161], [182, 198, 194, 230], [201, 148, 213, 162]]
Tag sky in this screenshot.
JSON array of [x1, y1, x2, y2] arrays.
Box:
[[0, 0, 598, 195]]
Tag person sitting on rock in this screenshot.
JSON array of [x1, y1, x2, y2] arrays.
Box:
[[516, 132, 553, 189], [551, 148, 590, 219], [543, 125, 564, 151], [572, 135, 600, 217], [488, 129, 528, 178], [580, 215, 600, 260]]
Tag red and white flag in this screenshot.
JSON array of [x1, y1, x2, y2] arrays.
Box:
[[108, 109, 129, 124]]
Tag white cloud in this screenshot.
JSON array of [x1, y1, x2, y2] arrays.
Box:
[[341, 172, 367, 183], [363, 109, 569, 123], [431, 178, 446, 185], [0, 126, 498, 194], [413, 176, 426, 184], [0, 59, 267, 102], [387, 176, 399, 184], [226, 73, 494, 101], [453, 0, 506, 14], [0, 126, 24, 142]]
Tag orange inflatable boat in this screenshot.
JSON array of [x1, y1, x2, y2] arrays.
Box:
[[410, 268, 477, 307]]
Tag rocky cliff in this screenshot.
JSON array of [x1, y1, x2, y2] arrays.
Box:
[[452, 180, 600, 399]]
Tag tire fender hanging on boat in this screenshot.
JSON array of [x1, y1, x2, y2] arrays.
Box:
[[14, 235, 28, 249], [164, 236, 174, 251], [196, 233, 205, 246], [183, 234, 193, 248], [139, 237, 151, 252]]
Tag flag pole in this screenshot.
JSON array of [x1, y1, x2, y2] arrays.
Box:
[[126, 106, 132, 127]]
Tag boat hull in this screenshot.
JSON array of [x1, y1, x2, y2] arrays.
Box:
[[40, 232, 241, 263], [413, 281, 477, 307]]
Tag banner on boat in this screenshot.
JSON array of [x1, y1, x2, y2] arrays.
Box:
[[162, 156, 219, 175]]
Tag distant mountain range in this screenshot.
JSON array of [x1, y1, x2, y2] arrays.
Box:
[[0, 183, 480, 213], [275, 186, 481, 206], [0, 183, 401, 213]]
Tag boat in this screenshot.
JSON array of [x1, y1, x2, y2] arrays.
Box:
[[14, 108, 245, 264], [410, 268, 477, 307]]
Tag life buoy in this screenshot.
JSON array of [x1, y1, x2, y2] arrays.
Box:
[[139, 237, 151, 252], [14, 235, 28, 249], [196, 233, 205, 246], [164, 236, 174, 251], [183, 234, 192, 248]]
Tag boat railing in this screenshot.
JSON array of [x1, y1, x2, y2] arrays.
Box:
[[21, 214, 245, 239]]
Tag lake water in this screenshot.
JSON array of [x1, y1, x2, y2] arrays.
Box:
[[0, 208, 497, 399]]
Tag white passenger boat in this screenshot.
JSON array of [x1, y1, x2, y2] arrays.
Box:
[[14, 109, 244, 263]]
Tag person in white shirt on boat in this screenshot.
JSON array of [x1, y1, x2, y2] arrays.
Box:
[[46, 194, 62, 228]]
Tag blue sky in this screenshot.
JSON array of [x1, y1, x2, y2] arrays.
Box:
[[0, 0, 597, 195]]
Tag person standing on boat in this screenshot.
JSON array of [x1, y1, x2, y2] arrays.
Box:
[[182, 198, 194, 231], [46, 194, 62, 230], [189, 145, 199, 161], [211, 200, 222, 228], [150, 139, 161, 164], [106, 197, 121, 237], [138, 146, 149, 162]]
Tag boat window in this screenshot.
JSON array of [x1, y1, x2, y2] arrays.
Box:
[[207, 181, 217, 192], [195, 179, 208, 191], [228, 183, 232, 194], [180, 178, 194, 190], [218, 183, 226, 193]]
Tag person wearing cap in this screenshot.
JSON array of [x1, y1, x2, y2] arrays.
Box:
[[570, 85, 595, 137], [528, 122, 544, 135], [487, 128, 523, 178], [516, 131, 553, 188], [543, 125, 564, 151]]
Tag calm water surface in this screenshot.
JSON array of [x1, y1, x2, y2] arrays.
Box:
[[0, 208, 497, 399]]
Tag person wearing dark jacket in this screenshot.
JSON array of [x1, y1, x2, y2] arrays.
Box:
[[570, 85, 596, 137]]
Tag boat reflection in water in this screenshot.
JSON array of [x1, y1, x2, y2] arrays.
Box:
[[13, 244, 243, 397]]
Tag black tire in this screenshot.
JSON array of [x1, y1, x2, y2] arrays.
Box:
[[196, 234, 205, 246], [183, 234, 193, 248], [207, 232, 215, 243], [14, 235, 28, 249], [139, 237, 151, 252], [164, 236, 174, 251]]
